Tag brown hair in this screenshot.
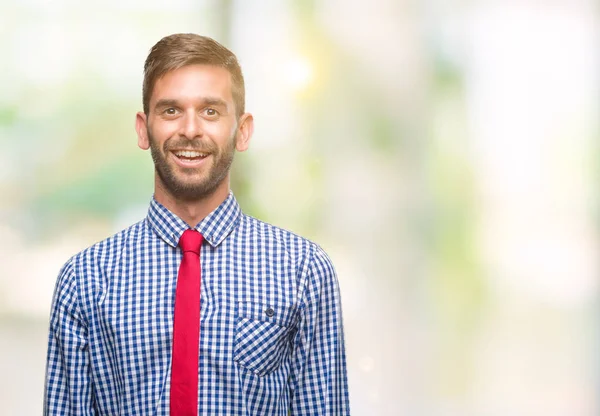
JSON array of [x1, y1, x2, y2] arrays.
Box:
[[143, 33, 245, 117]]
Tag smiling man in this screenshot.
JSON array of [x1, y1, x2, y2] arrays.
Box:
[[43, 34, 350, 416]]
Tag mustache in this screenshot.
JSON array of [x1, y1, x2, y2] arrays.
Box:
[[163, 138, 216, 153]]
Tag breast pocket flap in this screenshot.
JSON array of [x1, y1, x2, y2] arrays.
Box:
[[234, 301, 295, 377]]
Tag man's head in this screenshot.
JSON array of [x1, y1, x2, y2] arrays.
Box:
[[143, 33, 245, 118], [135, 34, 253, 203]]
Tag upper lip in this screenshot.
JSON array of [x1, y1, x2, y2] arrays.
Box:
[[171, 149, 210, 155]]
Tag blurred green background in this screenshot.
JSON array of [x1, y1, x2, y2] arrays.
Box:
[[0, 1, 598, 415]]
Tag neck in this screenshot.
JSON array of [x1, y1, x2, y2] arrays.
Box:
[[153, 173, 231, 228]]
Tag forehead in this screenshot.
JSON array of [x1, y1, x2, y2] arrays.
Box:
[[150, 64, 233, 106]]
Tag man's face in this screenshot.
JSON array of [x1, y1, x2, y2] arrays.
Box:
[[137, 64, 250, 201]]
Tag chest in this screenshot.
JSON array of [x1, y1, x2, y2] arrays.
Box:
[[94, 242, 300, 368]]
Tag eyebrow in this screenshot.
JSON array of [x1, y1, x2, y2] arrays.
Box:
[[154, 97, 229, 111]]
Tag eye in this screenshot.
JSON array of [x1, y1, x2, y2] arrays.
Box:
[[205, 108, 218, 117], [164, 108, 177, 115]]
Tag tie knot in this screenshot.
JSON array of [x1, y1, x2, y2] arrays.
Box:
[[179, 229, 203, 254]]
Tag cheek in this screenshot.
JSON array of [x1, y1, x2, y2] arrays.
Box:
[[160, 121, 180, 136], [202, 121, 230, 136], [211, 121, 238, 143], [150, 122, 178, 144]]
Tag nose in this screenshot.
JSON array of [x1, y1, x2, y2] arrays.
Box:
[[180, 110, 203, 139]]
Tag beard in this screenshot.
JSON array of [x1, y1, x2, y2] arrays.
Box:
[[148, 127, 236, 201]]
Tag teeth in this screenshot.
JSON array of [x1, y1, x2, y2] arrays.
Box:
[[174, 150, 207, 158]]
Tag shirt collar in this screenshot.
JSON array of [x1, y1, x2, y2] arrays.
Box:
[[146, 191, 242, 248]]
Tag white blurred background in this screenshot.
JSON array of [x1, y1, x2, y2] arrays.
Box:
[[0, 0, 598, 415]]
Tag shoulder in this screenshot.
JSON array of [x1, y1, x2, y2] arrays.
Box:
[[51, 219, 149, 317], [238, 213, 319, 254], [238, 213, 335, 274], [61, 219, 147, 278]]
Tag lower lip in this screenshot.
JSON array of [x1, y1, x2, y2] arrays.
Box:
[[170, 152, 210, 168]]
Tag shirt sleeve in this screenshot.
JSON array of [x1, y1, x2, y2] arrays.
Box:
[[290, 245, 351, 415], [44, 258, 96, 415]]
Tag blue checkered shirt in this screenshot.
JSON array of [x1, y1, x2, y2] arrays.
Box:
[[44, 192, 350, 415]]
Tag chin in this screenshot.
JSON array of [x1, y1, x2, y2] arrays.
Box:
[[171, 179, 225, 200]]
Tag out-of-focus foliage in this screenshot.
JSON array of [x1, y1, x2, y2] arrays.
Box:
[[0, 1, 597, 415]]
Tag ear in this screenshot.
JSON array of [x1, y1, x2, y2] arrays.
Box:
[[235, 113, 254, 152], [136, 111, 150, 150]]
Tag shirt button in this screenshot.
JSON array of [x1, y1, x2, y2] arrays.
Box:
[[265, 308, 275, 317]]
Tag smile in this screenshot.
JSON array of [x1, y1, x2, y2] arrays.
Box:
[[170, 149, 210, 168], [173, 149, 209, 159]]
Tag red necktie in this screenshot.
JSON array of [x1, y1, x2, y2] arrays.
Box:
[[170, 229, 203, 416]]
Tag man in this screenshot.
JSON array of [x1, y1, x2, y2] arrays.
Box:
[[44, 33, 350, 415]]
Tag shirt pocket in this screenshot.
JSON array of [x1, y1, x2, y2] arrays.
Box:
[[233, 301, 295, 377]]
